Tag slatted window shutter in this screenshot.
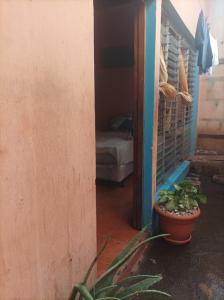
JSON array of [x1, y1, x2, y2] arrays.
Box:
[[157, 13, 197, 187]]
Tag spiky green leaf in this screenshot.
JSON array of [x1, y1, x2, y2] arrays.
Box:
[[97, 298, 120, 300], [117, 274, 160, 286], [120, 289, 172, 299], [94, 285, 119, 298], [69, 284, 94, 300], [92, 226, 148, 294], [110, 226, 148, 267], [91, 234, 169, 294], [116, 275, 162, 298], [82, 238, 110, 286]]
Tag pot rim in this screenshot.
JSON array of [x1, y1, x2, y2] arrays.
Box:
[[154, 204, 201, 221]]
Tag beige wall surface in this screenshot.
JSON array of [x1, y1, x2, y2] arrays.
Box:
[[170, 0, 207, 36], [0, 1, 96, 300], [207, 0, 224, 58]]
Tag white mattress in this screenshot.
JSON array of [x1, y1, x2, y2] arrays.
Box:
[[96, 131, 133, 165], [96, 162, 134, 182]]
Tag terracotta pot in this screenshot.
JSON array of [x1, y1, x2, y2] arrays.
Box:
[[154, 205, 200, 245]]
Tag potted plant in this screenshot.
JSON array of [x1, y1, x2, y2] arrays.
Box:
[[155, 180, 207, 245], [69, 228, 171, 299]]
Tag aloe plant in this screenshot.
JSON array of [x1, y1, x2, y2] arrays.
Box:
[[159, 180, 207, 213], [69, 228, 171, 300]]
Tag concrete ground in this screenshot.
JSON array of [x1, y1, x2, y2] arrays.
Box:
[[138, 177, 224, 300]]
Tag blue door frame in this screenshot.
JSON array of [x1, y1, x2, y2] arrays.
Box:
[[142, 0, 158, 229], [142, 0, 200, 230]]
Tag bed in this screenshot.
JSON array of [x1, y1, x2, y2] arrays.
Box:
[[96, 131, 134, 183]]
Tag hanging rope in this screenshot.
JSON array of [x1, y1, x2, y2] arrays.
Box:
[[159, 48, 177, 99], [177, 50, 192, 105]]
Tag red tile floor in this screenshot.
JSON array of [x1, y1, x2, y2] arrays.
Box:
[[96, 177, 138, 275]]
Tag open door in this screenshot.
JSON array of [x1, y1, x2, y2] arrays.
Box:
[[94, 0, 146, 274]]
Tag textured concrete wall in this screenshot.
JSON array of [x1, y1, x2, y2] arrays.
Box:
[[198, 66, 224, 135], [198, 65, 224, 150], [197, 0, 224, 151], [0, 1, 96, 299]]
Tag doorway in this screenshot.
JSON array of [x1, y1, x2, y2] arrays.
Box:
[[94, 0, 145, 275]]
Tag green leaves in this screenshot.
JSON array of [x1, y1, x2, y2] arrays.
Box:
[[70, 284, 94, 300], [70, 228, 171, 300], [116, 275, 163, 298], [119, 290, 171, 299], [158, 180, 207, 213], [92, 227, 147, 294], [197, 193, 207, 204], [159, 191, 175, 204], [164, 198, 176, 211], [173, 184, 181, 191], [92, 234, 168, 296], [95, 275, 164, 299]]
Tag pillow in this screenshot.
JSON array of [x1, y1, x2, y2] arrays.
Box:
[[110, 114, 133, 133]]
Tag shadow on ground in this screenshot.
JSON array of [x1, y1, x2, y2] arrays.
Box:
[[138, 177, 224, 300]]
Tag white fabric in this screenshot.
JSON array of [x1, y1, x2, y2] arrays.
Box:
[[96, 131, 133, 165], [208, 33, 219, 75]]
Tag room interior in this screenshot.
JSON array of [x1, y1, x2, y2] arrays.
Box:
[[94, 0, 138, 275]]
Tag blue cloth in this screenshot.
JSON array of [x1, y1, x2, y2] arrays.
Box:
[[195, 11, 213, 74]]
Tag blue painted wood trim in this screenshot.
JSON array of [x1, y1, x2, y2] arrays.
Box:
[[143, 0, 157, 228], [191, 65, 200, 155]]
